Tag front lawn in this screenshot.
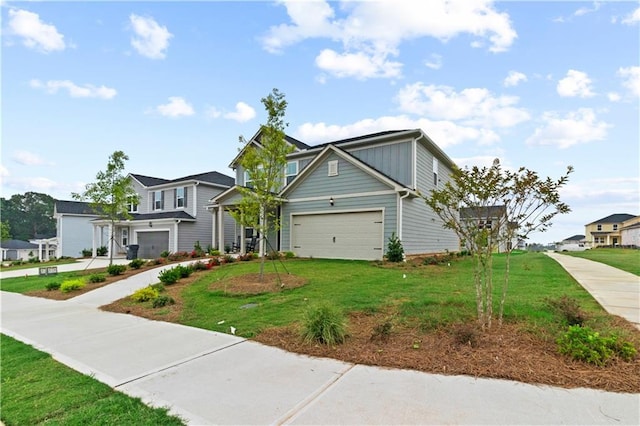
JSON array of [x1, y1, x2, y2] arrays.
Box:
[[101, 252, 640, 393], [562, 247, 640, 275], [0, 334, 185, 425]]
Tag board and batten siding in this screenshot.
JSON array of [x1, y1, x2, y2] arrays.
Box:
[[348, 140, 413, 188], [399, 142, 458, 254]]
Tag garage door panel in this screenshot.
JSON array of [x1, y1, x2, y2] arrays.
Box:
[[137, 231, 169, 259], [292, 211, 383, 260]]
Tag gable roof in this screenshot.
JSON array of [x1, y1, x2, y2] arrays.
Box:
[[229, 128, 311, 168], [1, 239, 39, 250], [586, 213, 636, 226], [130, 171, 234, 188], [562, 234, 585, 242], [55, 200, 99, 215], [280, 144, 413, 197]]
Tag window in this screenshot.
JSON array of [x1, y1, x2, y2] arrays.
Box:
[[153, 191, 164, 210], [479, 220, 493, 229], [175, 187, 186, 208], [433, 157, 439, 186], [328, 160, 339, 176], [121, 229, 128, 247], [128, 201, 138, 213], [613, 224, 618, 231], [285, 161, 298, 185], [244, 171, 253, 189], [597, 224, 602, 231]]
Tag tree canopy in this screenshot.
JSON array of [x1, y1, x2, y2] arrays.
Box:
[[0, 192, 56, 240]]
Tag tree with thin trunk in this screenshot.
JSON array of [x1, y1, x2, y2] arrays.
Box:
[[424, 159, 572, 329], [230, 88, 294, 280], [72, 151, 139, 265]]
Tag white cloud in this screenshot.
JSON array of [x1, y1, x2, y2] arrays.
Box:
[[223, 102, 256, 123], [30, 79, 117, 99], [503, 70, 527, 87], [557, 70, 595, 98], [261, 0, 516, 80], [12, 150, 53, 166], [395, 82, 530, 128], [295, 115, 499, 148], [205, 106, 221, 118], [424, 54, 443, 70], [525, 108, 610, 149], [129, 14, 173, 59], [621, 7, 640, 25], [7, 8, 66, 53], [0, 164, 9, 177], [607, 92, 621, 102], [618, 66, 640, 97], [574, 2, 601, 17], [155, 97, 195, 118], [315, 49, 402, 79]]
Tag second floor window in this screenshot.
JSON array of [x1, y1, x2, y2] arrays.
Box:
[[613, 224, 618, 231], [597, 224, 602, 231], [433, 157, 439, 186], [244, 171, 253, 189], [175, 187, 186, 208], [154, 191, 164, 210], [285, 161, 298, 185], [128, 201, 138, 213]]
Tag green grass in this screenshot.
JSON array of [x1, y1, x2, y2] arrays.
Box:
[[562, 248, 640, 276], [0, 270, 98, 293], [171, 253, 609, 338], [0, 334, 185, 426], [0, 258, 77, 271]]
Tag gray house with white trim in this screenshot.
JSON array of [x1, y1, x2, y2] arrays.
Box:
[[208, 129, 459, 260]]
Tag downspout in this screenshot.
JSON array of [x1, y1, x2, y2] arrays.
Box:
[[192, 182, 199, 217], [174, 220, 181, 252], [398, 190, 411, 242]]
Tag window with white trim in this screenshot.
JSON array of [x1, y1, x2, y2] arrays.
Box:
[[328, 160, 339, 176], [175, 187, 186, 208], [153, 190, 164, 210], [128, 201, 138, 213], [433, 157, 439, 186], [122, 228, 128, 247], [244, 171, 253, 189], [285, 161, 298, 185]]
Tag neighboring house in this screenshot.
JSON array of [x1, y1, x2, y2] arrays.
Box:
[[620, 216, 640, 248], [56, 171, 235, 259], [0, 239, 39, 261], [555, 234, 590, 251], [459, 206, 518, 253], [208, 128, 460, 260], [585, 213, 637, 247]]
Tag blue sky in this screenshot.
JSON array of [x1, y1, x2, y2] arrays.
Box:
[[2, 0, 639, 244]]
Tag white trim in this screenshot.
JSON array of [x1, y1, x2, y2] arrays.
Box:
[[412, 137, 418, 190], [287, 190, 397, 203]]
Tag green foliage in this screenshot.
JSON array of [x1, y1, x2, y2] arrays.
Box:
[[385, 232, 404, 262], [158, 268, 181, 285], [563, 248, 640, 276], [222, 255, 235, 263], [191, 260, 208, 271], [284, 251, 296, 259], [557, 325, 637, 366], [0, 192, 55, 241], [160, 250, 170, 258], [45, 281, 61, 291], [96, 246, 108, 256], [371, 319, 394, 342], [209, 249, 221, 256], [266, 250, 281, 260], [60, 279, 86, 293], [173, 264, 193, 278], [130, 286, 160, 303], [129, 258, 145, 269], [192, 241, 205, 257], [81, 248, 92, 257], [88, 273, 106, 283], [301, 303, 348, 345], [152, 295, 175, 308], [106, 264, 127, 276], [0, 220, 11, 240], [545, 295, 587, 326]]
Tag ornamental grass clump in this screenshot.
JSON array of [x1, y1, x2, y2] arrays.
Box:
[[301, 303, 348, 345]]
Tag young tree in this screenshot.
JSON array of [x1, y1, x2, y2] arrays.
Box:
[[72, 151, 139, 265], [424, 159, 572, 329], [230, 88, 294, 280]]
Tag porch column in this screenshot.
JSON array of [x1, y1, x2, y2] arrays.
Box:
[[240, 211, 246, 255], [218, 207, 224, 252], [92, 225, 98, 257], [211, 208, 217, 251]]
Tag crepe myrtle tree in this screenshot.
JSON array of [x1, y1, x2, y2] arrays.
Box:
[[424, 159, 573, 329], [230, 88, 294, 280], [72, 151, 140, 265]]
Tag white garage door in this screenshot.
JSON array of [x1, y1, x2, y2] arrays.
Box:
[[292, 211, 384, 260]]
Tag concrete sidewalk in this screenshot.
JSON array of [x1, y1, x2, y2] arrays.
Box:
[[1, 255, 640, 424], [545, 252, 640, 329], [0, 257, 130, 280]]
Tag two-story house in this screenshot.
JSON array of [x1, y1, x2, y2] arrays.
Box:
[[55, 171, 234, 259], [459, 205, 519, 253], [585, 213, 637, 247], [620, 216, 640, 248], [207, 128, 459, 260]]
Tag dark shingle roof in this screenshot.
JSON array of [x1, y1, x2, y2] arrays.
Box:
[[254, 132, 311, 150], [126, 211, 196, 221], [1, 239, 39, 249], [563, 234, 585, 241], [587, 213, 636, 225], [55, 200, 99, 215], [311, 130, 411, 149], [129, 174, 171, 187], [130, 171, 234, 188]]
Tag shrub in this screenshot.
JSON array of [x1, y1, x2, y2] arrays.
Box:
[[173, 264, 193, 278], [207, 257, 220, 269], [371, 319, 394, 342], [386, 232, 404, 262], [106, 264, 127, 276], [81, 248, 92, 257], [60, 279, 86, 293], [88, 274, 106, 283], [451, 323, 480, 347], [158, 268, 181, 285], [301, 303, 348, 345], [27, 257, 40, 264], [545, 295, 587, 326], [129, 258, 145, 269], [10, 260, 24, 266], [192, 260, 208, 271], [222, 255, 235, 264], [284, 251, 296, 259], [557, 325, 637, 366], [150, 283, 165, 292], [152, 295, 175, 308], [152, 257, 166, 265], [45, 281, 61, 291], [192, 241, 205, 258], [209, 249, 220, 256], [238, 253, 254, 262], [267, 251, 281, 260], [130, 286, 160, 303], [96, 246, 108, 256]]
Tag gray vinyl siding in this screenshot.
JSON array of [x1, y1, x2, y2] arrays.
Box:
[[348, 141, 413, 187], [290, 152, 392, 197], [175, 185, 223, 252], [130, 179, 149, 213], [281, 194, 397, 253], [57, 215, 104, 258], [400, 143, 458, 254]]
